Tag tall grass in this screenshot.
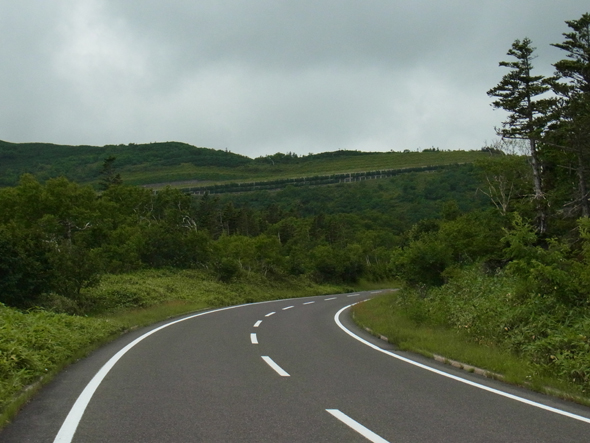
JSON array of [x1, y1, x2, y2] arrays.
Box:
[[353, 270, 590, 405], [137, 151, 488, 188], [352, 292, 532, 383], [0, 305, 125, 424]]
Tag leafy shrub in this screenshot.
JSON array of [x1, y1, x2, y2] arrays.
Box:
[[0, 303, 124, 413]]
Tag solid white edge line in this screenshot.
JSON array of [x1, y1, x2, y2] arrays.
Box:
[[250, 333, 258, 344], [326, 409, 389, 443], [254, 320, 262, 327], [265, 312, 276, 317], [282, 306, 294, 310], [54, 295, 306, 443], [334, 304, 590, 425], [261, 356, 290, 376], [53, 303, 252, 443]]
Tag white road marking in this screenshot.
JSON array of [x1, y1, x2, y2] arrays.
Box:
[[53, 303, 260, 443], [347, 293, 360, 297], [324, 297, 337, 301], [370, 291, 383, 294], [261, 356, 290, 376], [282, 306, 294, 310], [303, 301, 315, 305], [250, 333, 258, 344], [265, 312, 275, 317], [334, 304, 590, 425], [254, 320, 262, 327], [326, 409, 389, 443]]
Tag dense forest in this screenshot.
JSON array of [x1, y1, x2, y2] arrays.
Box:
[[0, 163, 488, 312]]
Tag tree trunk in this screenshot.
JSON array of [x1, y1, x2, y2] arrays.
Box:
[[576, 149, 590, 217], [529, 138, 547, 233]]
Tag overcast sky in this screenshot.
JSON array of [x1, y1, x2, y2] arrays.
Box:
[[1, 1, 588, 158]]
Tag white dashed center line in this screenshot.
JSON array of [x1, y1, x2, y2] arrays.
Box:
[[324, 297, 337, 301], [261, 356, 290, 377], [326, 409, 389, 443], [303, 301, 315, 305], [282, 306, 294, 310], [265, 312, 275, 317], [347, 293, 360, 297], [253, 320, 262, 327], [250, 333, 258, 344]]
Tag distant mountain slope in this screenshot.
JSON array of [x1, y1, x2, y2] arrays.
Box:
[[0, 140, 492, 188], [0, 140, 251, 187]]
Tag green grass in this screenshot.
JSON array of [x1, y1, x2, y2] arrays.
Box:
[[352, 292, 590, 406], [146, 151, 489, 190], [0, 305, 126, 427], [123, 164, 251, 186], [0, 269, 348, 428], [349, 279, 402, 291]]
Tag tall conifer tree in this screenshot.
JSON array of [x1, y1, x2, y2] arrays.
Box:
[[551, 13, 590, 218], [488, 38, 554, 232]]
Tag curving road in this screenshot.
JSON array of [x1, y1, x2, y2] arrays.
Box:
[[3, 291, 590, 442]]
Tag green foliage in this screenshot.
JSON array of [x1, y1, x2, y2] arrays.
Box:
[[0, 303, 124, 417], [46, 242, 102, 301], [475, 155, 533, 217], [552, 13, 590, 96], [0, 139, 488, 188], [0, 140, 251, 187], [487, 38, 555, 141], [221, 164, 489, 227], [3, 169, 456, 310], [98, 156, 123, 190], [0, 226, 51, 307], [550, 13, 590, 218], [502, 215, 588, 306], [352, 291, 532, 384], [375, 211, 590, 393], [488, 37, 556, 232], [310, 244, 365, 283], [388, 210, 505, 286]]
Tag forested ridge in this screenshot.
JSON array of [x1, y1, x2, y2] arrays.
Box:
[[1, 11, 590, 424], [0, 138, 487, 188], [0, 140, 251, 187]]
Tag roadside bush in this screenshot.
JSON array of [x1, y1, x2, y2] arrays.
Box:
[[388, 210, 504, 287], [216, 257, 242, 282], [311, 244, 365, 283], [0, 303, 124, 414], [0, 227, 51, 308]]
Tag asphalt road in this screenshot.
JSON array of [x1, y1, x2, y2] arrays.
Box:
[[3, 291, 590, 442]]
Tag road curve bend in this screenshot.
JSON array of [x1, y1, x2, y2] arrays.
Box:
[[2, 292, 590, 442]]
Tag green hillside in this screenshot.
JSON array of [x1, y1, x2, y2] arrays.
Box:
[[0, 139, 490, 188], [0, 140, 251, 187]]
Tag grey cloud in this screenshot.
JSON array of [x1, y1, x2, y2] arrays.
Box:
[[1, 1, 588, 157]]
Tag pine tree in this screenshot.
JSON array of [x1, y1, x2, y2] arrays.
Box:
[[487, 38, 555, 232], [99, 156, 123, 191], [551, 13, 590, 218]]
